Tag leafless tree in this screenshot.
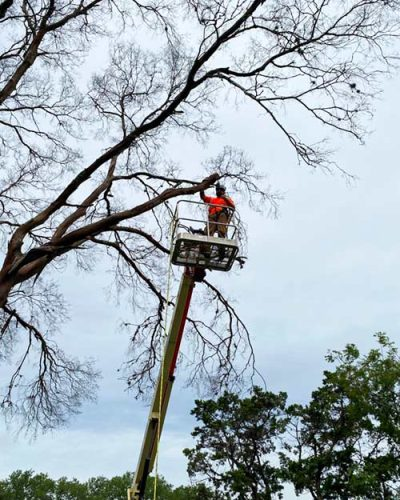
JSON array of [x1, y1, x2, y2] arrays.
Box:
[[1, 0, 399, 432]]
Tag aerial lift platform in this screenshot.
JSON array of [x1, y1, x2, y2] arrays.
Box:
[[127, 200, 239, 500]]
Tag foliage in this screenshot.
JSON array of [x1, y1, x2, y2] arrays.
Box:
[[54, 476, 88, 500], [86, 472, 133, 499], [144, 476, 213, 500], [0, 470, 56, 500], [186, 335, 400, 499], [184, 387, 288, 499], [171, 483, 214, 500], [283, 333, 400, 499], [1, 336, 400, 498], [0, 470, 211, 499]]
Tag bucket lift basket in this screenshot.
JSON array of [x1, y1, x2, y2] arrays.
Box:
[[171, 200, 239, 272]]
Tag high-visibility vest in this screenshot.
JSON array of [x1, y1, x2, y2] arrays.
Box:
[[201, 195, 235, 215]]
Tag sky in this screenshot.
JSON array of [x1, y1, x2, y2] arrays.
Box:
[[2, 22, 400, 500]]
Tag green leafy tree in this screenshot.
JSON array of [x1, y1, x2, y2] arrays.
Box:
[[142, 475, 174, 500], [171, 483, 214, 500], [0, 470, 209, 499], [55, 477, 88, 499], [184, 387, 288, 499], [0, 470, 55, 499], [283, 333, 400, 499], [131, 474, 213, 500], [86, 472, 132, 499]]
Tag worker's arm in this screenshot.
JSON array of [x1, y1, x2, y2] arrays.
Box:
[[200, 191, 212, 203]]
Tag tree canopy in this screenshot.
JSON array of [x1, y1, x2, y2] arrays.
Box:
[[1, 336, 399, 498], [284, 333, 400, 499], [0, 470, 212, 499], [185, 334, 400, 499], [184, 387, 288, 499], [1, 0, 400, 432]]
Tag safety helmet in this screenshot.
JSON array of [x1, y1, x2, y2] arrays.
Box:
[[215, 183, 226, 194]]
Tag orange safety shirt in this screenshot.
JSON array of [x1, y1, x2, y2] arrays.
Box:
[[201, 194, 235, 215]]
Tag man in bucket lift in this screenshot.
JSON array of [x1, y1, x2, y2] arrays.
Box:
[[200, 183, 235, 237]]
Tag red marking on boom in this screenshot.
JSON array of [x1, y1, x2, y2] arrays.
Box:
[[148, 276, 195, 461], [169, 281, 194, 378]]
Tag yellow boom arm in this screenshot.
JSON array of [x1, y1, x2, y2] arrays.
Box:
[[128, 270, 195, 500]]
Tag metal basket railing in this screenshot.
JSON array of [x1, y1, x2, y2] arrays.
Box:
[[170, 200, 239, 272], [171, 199, 238, 241]]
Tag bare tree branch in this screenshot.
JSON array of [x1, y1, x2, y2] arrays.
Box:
[[1, 0, 399, 431]]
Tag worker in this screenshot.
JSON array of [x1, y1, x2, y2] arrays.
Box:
[[200, 183, 235, 238]]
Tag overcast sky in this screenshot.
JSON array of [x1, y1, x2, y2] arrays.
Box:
[[1, 49, 400, 500]]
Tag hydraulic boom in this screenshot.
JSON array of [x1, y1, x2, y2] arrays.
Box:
[[127, 269, 196, 500], [128, 199, 239, 499]]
